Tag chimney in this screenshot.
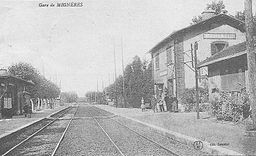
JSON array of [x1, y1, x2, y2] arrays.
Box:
[[201, 8, 216, 21]]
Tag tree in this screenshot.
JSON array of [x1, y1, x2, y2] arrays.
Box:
[[105, 55, 154, 108], [235, 11, 246, 21], [191, 0, 226, 24], [8, 62, 60, 99], [141, 60, 154, 102], [235, 11, 256, 22], [85, 91, 106, 104], [124, 56, 144, 108], [191, 16, 203, 25], [181, 87, 208, 112], [206, 0, 226, 14], [60, 91, 78, 103]]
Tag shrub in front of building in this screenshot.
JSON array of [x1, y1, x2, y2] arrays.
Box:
[[213, 90, 251, 122], [181, 87, 209, 112]]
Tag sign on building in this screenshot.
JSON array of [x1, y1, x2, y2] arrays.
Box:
[[203, 33, 236, 39]]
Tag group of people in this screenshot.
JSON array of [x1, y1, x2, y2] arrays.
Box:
[[150, 94, 178, 113]]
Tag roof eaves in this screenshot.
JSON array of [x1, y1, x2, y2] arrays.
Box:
[[198, 51, 246, 68], [148, 14, 245, 55], [0, 75, 34, 86]]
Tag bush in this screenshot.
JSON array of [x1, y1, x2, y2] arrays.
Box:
[[182, 87, 209, 112], [213, 91, 248, 122], [184, 102, 210, 112]]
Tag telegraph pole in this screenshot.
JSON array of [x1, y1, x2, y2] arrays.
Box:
[[245, 0, 256, 129], [113, 42, 118, 108], [97, 79, 99, 103], [121, 37, 126, 108], [108, 73, 111, 85], [194, 41, 200, 119]]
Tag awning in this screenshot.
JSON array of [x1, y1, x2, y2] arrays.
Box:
[[198, 42, 247, 68], [0, 72, 34, 86]]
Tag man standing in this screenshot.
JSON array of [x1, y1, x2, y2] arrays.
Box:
[[171, 96, 179, 112], [164, 95, 171, 112], [159, 95, 165, 112], [151, 95, 157, 113]]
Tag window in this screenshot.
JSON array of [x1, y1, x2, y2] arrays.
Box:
[[166, 46, 174, 65], [211, 41, 228, 55], [155, 53, 159, 70]]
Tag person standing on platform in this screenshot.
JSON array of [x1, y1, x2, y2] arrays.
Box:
[[158, 95, 164, 112], [151, 95, 157, 113], [164, 95, 171, 112]]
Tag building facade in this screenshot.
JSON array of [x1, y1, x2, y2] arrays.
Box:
[[149, 11, 245, 102]]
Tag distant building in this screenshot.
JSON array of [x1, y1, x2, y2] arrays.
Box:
[[0, 69, 34, 118], [149, 10, 245, 101]]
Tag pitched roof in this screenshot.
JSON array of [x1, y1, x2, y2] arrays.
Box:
[[148, 14, 245, 54], [0, 72, 35, 85], [198, 42, 246, 68]]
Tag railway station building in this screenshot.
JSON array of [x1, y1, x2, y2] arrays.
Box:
[[0, 69, 34, 118], [149, 9, 245, 103]]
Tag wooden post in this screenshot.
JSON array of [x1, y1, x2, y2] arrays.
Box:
[[245, 0, 256, 129], [113, 42, 118, 108], [121, 37, 126, 108], [194, 42, 200, 119]]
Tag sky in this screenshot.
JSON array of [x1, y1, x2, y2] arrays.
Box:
[[0, 0, 254, 97]]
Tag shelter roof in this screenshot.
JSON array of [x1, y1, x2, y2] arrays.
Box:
[[198, 42, 246, 68], [0, 72, 35, 86]]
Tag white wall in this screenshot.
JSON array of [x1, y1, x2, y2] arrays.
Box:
[[183, 24, 245, 88], [153, 44, 169, 86]]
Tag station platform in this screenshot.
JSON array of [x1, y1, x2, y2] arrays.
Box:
[[95, 104, 256, 155], [0, 104, 70, 139]]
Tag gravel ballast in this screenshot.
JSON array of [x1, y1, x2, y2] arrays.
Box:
[[55, 118, 121, 156], [9, 119, 69, 156], [113, 116, 208, 156], [1, 107, 76, 156], [97, 118, 177, 156]]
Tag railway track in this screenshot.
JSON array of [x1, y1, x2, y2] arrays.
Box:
[[88, 106, 179, 156], [51, 106, 78, 156], [1, 106, 76, 156], [4, 105, 205, 156]]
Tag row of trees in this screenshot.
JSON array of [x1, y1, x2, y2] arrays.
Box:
[[104, 56, 153, 108], [85, 56, 153, 108], [8, 62, 60, 100], [85, 91, 105, 104], [60, 91, 78, 103]]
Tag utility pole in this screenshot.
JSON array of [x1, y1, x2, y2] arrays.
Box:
[[245, 0, 256, 129], [194, 41, 200, 119], [90, 92, 93, 103], [97, 79, 98, 103], [94, 90, 96, 103], [102, 79, 104, 104], [121, 37, 126, 108], [113, 42, 118, 108], [108, 73, 111, 85]]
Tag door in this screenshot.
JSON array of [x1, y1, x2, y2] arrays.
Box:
[[167, 79, 174, 97]]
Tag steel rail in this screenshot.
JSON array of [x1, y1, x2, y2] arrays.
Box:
[[2, 106, 72, 156], [112, 119, 179, 156], [90, 106, 180, 156], [88, 111, 125, 156], [51, 105, 79, 156]]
